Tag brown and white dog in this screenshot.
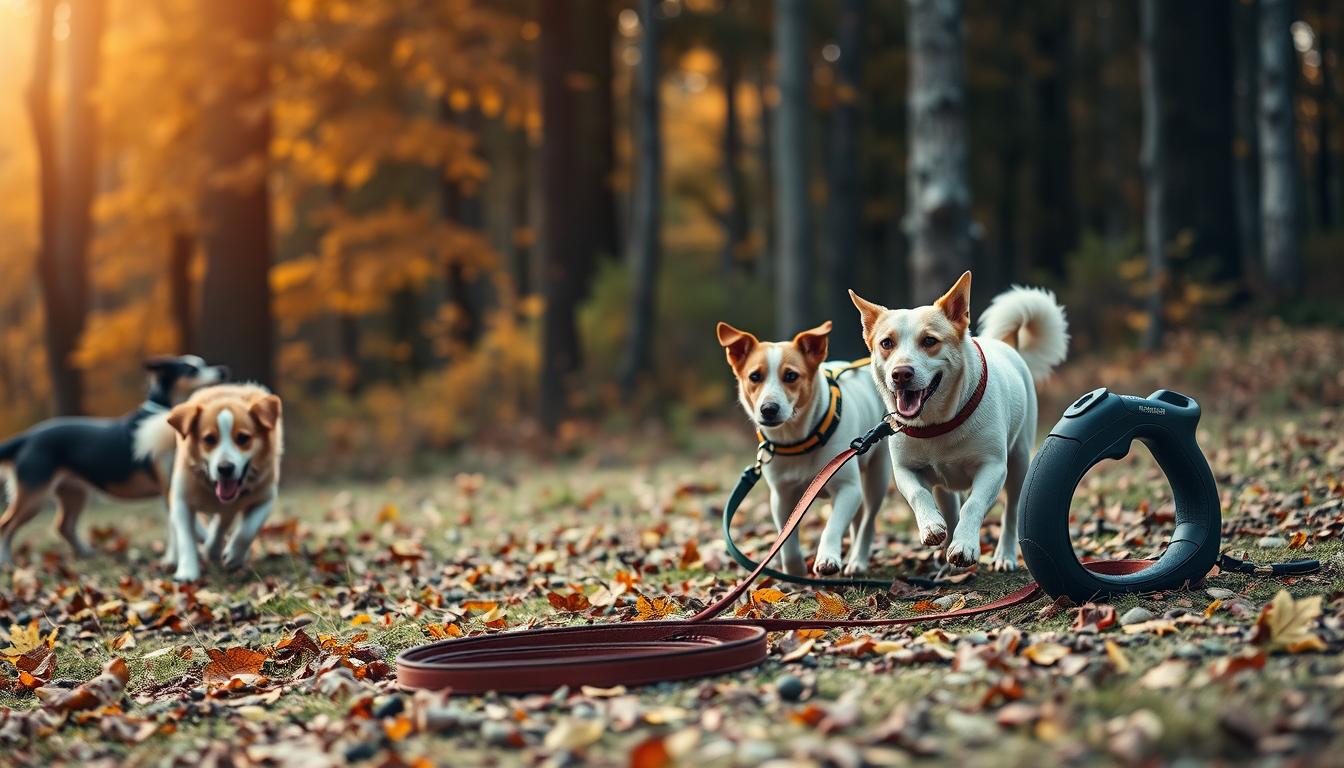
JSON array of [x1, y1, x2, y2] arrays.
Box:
[[850, 272, 1068, 571], [153, 383, 283, 582], [717, 320, 892, 576], [0, 355, 228, 568]]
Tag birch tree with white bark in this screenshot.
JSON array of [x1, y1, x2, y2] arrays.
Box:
[[906, 0, 974, 304]]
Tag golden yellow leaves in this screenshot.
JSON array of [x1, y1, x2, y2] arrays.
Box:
[[634, 595, 679, 621], [814, 592, 849, 620], [1251, 590, 1327, 654], [749, 588, 786, 605], [1, 621, 57, 661]]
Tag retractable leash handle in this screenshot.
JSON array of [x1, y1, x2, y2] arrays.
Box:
[[1018, 388, 1318, 602]]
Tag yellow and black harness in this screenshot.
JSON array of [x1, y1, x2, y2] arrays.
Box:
[[755, 358, 870, 459]]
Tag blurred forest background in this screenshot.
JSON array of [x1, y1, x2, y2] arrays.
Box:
[[0, 0, 1340, 474]]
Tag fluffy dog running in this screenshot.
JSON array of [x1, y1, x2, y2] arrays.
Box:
[[850, 272, 1068, 571], [0, 355, 229, 568], [717, 320, 892, 576], [156, 383, 283, 582]]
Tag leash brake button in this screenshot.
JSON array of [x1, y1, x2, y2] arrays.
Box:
[[1063, 386, 1109, 419]]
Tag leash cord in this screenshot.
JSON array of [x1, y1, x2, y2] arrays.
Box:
[[396, 419, 1321, 694]]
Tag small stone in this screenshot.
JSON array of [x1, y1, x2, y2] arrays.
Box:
[[1173, 644, 1202, 660], [933, 594, 962, 610], [1256, 536, 1288, 549], [737, 740, 778, 764], [482, 720, 517, 747], [343, 741, 380, 762], [1205, 588, 1235, 600], [1120, 607, 1155, 626], [372, 695, 405, 719], [188, 687, 206, 701], [289, 613, 317, 628], [776, 674, 806, 702]]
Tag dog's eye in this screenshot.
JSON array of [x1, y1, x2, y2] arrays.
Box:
[[748, 371, 763, 383], [236, 433, 251, 448], [203, 434, 219, 447], [782, 370, 799, 383], [921, 335, 939, 348], [879, 337, 895, 350]]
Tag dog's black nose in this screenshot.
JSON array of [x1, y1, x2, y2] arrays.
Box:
[[891, 366, 915, 387], [760, 402, 780, 420], [216, 365, 231, 381], [217, 462, 237, 479]]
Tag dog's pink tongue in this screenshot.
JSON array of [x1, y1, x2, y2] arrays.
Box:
[[896, 388, 922, 418], [215, 478, 240, 502]]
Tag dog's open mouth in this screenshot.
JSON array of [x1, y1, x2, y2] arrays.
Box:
[[215, 477, 243, 503], [895, 372, 942, 420]]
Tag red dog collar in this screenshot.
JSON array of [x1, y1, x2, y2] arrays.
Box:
[[889, 339, 988, 439]]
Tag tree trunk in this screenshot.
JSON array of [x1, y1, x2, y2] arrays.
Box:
[[906, 0, 974, 303], [1316, 28, 1333, 229], [1028, 0, 1077, 280], [619, 0, 662, 394], [539, 0, 586, 431], [1139, 0, 1167, 351], [28, 0, 104, 415], [827, 0, 865, 360], [1260, 0, 1301, 300], [720, 41, 750, 274], [753, 56, 777, 282], [575, 0, 618, 294], [1233, 0, 1263, 278], [773, 0, 814, 336], [169, 231, 196, 352], [197, 0, 275, 388]]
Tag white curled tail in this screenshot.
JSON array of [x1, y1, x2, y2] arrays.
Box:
[[978, 286, 1070, 380]]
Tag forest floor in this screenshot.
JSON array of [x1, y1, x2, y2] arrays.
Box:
[[3, 326, 1344, 767]]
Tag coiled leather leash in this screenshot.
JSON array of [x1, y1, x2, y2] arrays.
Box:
[[397, 433, 1144, 694]]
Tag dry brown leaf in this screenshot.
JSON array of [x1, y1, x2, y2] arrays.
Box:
[[1022, 642, 1070, 666], [629, 736, 671, 768], [1251, 590, 1326, 653], [1105, 640, 1131, 674], [1209, 649, 1267, 680], [35, 658, 128, 712], [202, 647, 268, 686]]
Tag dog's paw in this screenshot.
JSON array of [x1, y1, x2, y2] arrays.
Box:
[[813, 555, 842, 576], [173, 566, 201, 583], [842, 559, 869, 576], [990, 554, 1018, 571], [945, 540, 980, 569], [70, 541, 95, 559], [222, 549, 249, 572], [918, 521, 948, 547]]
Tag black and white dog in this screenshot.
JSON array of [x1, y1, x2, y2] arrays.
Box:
[[0, 355, 229, 568]]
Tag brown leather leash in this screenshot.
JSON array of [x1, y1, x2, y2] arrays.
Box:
[[397, 433, 1155, 694]]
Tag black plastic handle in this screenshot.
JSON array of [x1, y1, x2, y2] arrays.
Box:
[[1019, 388, 1222, 602]]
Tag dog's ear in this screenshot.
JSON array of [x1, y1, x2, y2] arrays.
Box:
[[848, 290, 887, 347], [249, 395, 282, 431], [167, 403, 201, 437], [935, 271, 972, 336], [716, 322, 759, 369], [791, 321, 831, 368], [143, 355, 179, 373]]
